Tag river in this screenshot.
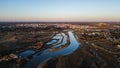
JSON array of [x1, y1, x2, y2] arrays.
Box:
[[21, 31, 79, 68]]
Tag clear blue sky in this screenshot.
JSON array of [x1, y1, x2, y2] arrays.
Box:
[[0, 0, 120, 22]]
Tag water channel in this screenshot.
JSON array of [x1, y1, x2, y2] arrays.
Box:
[[19, 31, 79, 68]]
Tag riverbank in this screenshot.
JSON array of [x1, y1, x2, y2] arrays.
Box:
[[40, 44, 119, 68]]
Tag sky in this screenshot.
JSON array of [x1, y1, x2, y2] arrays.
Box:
[[0, 0, 120, 22]]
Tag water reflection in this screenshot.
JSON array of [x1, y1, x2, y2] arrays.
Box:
[[18, 50, 35, 58], [23, 31, 79, 68]]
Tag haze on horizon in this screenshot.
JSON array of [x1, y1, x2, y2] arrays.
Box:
[[0, 0, 120, 22]]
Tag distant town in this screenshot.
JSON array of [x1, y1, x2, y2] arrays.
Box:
[[0, 22, 120, 68]]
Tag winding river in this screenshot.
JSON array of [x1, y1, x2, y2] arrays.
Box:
[[21, 31, 79, 68]]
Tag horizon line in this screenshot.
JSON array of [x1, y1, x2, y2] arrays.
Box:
[[0, 21, 119, 24]]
